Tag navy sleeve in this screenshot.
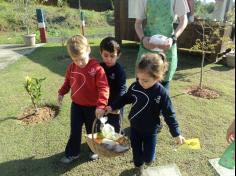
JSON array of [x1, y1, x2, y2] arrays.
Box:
[[117, 66, 127, 96], [111, 86, 132, 110], [161, 91, 180, 137]]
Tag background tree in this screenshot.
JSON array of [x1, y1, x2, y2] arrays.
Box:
[[194, 0, 215, 19]]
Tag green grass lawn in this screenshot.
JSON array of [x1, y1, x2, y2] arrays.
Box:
[[0, 26, 114, 44], [0, 40, 235, 176], [0, 1, 114, 44]]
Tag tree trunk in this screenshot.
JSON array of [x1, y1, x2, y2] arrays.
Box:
[[199, 21, 205, 89]]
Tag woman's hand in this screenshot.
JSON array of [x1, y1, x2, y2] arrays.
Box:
[[57, 95, 64, 106], [175, 135, 186, 145], [95, 108, 105, 119], [166, 38, 174, 49]]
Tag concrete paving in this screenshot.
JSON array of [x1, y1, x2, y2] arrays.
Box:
[[0, 44, 44, 70], [209, 158, 235, 176], [143, 164, 182, 176]]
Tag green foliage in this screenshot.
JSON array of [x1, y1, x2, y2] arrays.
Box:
[[0, 1, 114, 35], [24, 76, 46, 110], [191, 20, 234, 89], [226, 7, 235, 23], [191, 21, 234, 53], [4, 0, 37, 3], [14, 0, 37, 34], [80, 0, 114, 11], [205, 2, 215, 14], [191, 37, 217, 53], [0, 16, 8, 31], [194, 0, 215, 19], [57, 0, 67, 7]]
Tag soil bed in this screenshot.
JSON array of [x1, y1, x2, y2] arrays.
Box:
[[18, 104, 60, 124], [186, 86, 220, 99]]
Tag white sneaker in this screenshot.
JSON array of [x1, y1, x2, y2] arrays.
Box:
[[89, 153, 99, 160], [60, 155, 80, 164], [133, 165, 144, 176]]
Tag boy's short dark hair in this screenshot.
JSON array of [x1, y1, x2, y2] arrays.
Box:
[[100, 37, 121, 55]]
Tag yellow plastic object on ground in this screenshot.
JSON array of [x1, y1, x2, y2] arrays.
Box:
[[179, 138, 201, 150]]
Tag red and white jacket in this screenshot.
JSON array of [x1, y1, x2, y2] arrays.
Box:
[[58, 58, 109, 109]]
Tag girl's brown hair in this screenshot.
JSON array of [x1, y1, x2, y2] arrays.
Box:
[[67, 35, 91, 58], [137, 53, 169, 80]]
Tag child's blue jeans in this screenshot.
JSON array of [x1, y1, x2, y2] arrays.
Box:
[[65, 102, 96, 157], [130, 127, 158, 167]]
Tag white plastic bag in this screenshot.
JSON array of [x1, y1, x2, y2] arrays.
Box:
[[101, 124, 116, 140], [149, 34, 168, 52]]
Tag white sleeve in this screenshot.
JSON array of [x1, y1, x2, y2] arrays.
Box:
[[174, 0, 190, 17], [133, 0, 147, 19]]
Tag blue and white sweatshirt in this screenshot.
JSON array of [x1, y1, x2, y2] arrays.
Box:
[[111, 81, 180, 137], [101, 62, 127, 105]]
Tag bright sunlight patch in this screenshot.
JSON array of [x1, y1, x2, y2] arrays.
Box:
[[143, 164, 182, 176]]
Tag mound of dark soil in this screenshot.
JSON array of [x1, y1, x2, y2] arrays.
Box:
[[17, 104, 60, 124], [187, 86, 220, 99]]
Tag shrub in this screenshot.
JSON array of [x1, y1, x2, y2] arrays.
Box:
[[24, 76, 46, 110]]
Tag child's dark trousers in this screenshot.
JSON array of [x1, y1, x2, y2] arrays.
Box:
[[130, 127, 158, 167], [65, 102, 96, 157]]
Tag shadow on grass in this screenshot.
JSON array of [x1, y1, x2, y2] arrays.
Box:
[[173, 53, 232, 82], [0, 116, 16, 123], [119, 168, 136, 176], [19, 43, 139, 79], [211, 64, 234, 72], [0, 143, 91, 176], [13, 42, 228, 81], [23, 45, 70, 77], [171, 92, 187, 99], [176, 52, 214, 71], [173, 68, 213, 81]]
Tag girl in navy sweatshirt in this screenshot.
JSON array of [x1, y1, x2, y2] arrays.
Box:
[[107, 53, 185, 176]]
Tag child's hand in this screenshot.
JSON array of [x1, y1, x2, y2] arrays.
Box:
[[226, 119, 235, 143], [57, 95, 64, 106], [105, 106, 112, 115], [95, 108, 105, 119], [175, 135, 185, 145]]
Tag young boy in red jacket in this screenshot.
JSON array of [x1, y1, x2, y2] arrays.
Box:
[[58, 35, 109, 163]]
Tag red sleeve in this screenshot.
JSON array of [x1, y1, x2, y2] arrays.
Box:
[[95, 67, 109, 109], [58, 65, 71, 96]]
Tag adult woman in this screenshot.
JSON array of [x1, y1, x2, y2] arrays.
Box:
[[134, 0, 189, 93]]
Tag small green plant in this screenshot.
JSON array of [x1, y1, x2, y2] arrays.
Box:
[[191, 21, 234, 53], [24, 76, 46, 110], [191, 20, 207, 89], [16, 0, 36, 35], [191, 20, 234, 88]]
